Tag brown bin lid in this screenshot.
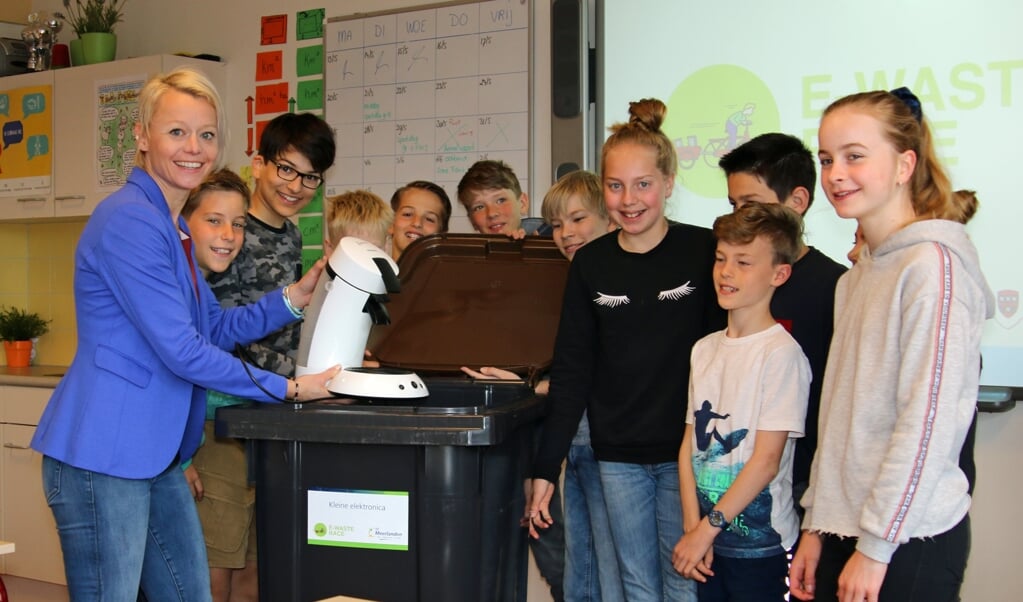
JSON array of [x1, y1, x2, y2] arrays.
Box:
[[367, 233, 569, 380]]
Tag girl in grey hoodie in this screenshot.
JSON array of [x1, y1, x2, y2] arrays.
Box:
[[789, 88, 994, 602]]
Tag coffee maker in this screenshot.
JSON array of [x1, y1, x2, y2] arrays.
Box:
[[295, 237, 427, 399]]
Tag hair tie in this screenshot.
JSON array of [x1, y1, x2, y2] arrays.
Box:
[[890, 87, 923, 123]]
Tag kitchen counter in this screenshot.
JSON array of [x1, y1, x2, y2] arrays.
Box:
[[0, 365, 66, 388]]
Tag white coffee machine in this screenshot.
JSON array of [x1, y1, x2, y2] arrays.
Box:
[[295, 237, 427, 399]]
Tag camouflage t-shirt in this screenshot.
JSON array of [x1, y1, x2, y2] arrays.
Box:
[[207, 214, 303, 377]]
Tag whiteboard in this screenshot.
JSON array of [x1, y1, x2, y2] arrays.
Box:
[[323, 0, 531, 228]]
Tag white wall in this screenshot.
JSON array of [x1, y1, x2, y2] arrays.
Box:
[[31, 0, 553, 216], [963, 408, 1023, 601]]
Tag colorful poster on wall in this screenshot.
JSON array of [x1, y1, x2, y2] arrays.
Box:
[[96, 76, 145, 191], [0, 84, 53, 196]]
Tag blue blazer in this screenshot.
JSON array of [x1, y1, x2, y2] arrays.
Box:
[[32, 169, 297, 479]]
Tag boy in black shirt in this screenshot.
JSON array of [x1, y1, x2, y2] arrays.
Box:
[[719, 133, 847, 512]]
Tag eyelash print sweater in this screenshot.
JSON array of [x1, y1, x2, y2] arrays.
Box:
[[533, 222, 725, 483]]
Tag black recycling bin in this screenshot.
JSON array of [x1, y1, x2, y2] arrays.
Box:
[[217, 234, 569, 602]]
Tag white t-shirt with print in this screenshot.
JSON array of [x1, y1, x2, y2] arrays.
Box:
[[686, 323, 810, 557]]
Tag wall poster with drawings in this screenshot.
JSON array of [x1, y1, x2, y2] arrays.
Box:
[[324, 0, 530, 231], [95, 75, 145, 192]]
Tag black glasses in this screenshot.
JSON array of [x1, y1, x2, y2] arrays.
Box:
[[270, 159, 323, 189]]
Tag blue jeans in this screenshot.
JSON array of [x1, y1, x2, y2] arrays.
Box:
[[42, 456, 212, 602], [599, 460, 695, 602], [564, 444, 624, 602]]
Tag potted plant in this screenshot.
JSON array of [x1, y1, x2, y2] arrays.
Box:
[[0, 306, 51, 368], [57, 0, 128, 65]]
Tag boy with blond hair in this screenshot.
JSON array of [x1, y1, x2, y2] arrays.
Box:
[[673, 202, 810, 601], [541, 170, 622, 601], [324, 189, 394, 250], [297, 189, 393, 375]]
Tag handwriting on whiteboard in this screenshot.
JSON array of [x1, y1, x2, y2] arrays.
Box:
[[324, 0, 530, 220]]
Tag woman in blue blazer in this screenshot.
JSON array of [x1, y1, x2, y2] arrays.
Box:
[[30, 68, 339, 601]]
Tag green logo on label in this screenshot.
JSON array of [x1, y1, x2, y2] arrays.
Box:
[[314, 523, 327, 537], [664, 65, 780, 199]]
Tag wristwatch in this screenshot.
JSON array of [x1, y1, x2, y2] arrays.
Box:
[[707, 509, 730, 529]]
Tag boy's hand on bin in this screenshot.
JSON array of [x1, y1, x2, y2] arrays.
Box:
[[461, 367, 550, 396], [524, 478, 555, 539], [460, 366, 520, 381]]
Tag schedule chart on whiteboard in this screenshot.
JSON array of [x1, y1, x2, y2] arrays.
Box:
[[324, 0, 530, 204]]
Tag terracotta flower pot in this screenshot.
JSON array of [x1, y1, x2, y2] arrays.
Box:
[[3, 340, 33, 368]]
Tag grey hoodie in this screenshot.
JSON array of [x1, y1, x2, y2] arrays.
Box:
[[802, 219, 994, 563]]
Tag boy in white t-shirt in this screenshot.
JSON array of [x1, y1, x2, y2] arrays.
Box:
[[672, 202, 811, 601]]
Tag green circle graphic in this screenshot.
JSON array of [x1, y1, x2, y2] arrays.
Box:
[[664, 65, 779, 199]]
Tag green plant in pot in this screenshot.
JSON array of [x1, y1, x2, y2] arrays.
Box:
[[0, 306, 51, 368], [57, 0, 128, 65]]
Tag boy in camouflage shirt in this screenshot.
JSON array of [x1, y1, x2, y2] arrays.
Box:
[[207, 113, 336, 375]]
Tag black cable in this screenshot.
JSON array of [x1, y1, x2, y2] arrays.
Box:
[[234, 343, 289, 402], [233, 343, 338, 405]]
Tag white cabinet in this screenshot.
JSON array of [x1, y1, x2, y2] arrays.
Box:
[[0, 385, 64, 585], [0, 55, 226, 221]]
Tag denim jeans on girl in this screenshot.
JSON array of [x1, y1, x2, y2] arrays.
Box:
[[599, 460, 695, 602]]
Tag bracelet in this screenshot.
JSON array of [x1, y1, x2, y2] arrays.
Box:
[[291, 380, 300, 401], [283, 285, 304, 318]]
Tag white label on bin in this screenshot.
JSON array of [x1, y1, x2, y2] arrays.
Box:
[[307, 488, 410, 551]]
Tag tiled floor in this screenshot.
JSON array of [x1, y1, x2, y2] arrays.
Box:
[[1, 554, 549, 602], [1, 574, 69, 602]]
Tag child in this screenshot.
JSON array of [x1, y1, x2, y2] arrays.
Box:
[[672, 202, 810, 601], [542, 170, 623, 602], [182, 169, 249, 276], [181, 169, 259, 602], [542, 170, 617, 260], [389, 180, 451, 260], [326, 189, 394, 251], [789, 88, 994, 602], [846, 187, 983, 505], [530, 98, 724, 602], [457, 159, 539, 236], [457, 163, 569, 600], [300, 189, 394, 371], [464, 170, 623, 602], [207, 112, 336, 376], [718, 133, 847, 514]]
